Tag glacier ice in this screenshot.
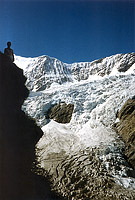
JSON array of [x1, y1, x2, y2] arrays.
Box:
[[15, 52, 135, 190]]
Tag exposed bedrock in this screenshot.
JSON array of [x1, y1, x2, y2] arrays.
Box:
[[115, 98, 135, 168]]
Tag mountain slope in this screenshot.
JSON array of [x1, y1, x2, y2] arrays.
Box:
[[15, 53, 135, 91], [15, 53, 135, 199], [14, 52, 135, 157]]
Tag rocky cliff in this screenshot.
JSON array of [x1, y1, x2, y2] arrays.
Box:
[[115, 98, 135, 168], [0, 52, 63, 200]]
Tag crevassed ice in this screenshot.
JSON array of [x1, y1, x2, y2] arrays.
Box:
[[15, 53, 135, 151], [15, 53, 135, 189]]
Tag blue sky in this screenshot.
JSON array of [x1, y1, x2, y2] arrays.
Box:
[[0, 0, 134, 63]]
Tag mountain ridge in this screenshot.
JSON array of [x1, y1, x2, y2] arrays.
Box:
[[15, 52, 135, 92]]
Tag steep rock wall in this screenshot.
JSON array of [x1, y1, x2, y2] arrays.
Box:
[[0, 53, 62, 200], [115, 98, 135, 168]]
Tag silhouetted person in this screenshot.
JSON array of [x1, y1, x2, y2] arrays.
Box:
[[4, 41, 14, 62]]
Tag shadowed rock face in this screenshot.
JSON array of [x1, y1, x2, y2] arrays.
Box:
[[0, 53, 29, 112], [0, 53, 63, 200], [115, 99, 135, 168], [47, 103, 74, 123]]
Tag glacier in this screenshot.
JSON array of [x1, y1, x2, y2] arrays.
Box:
[[15, 53, 135, 197]]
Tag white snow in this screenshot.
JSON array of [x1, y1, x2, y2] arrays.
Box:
[[38, 120, 81, 156], [14, 55, 38, 70], [115, 176, 135, 189]]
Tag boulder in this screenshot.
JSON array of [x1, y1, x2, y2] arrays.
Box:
[[47, 102, 74, 123]]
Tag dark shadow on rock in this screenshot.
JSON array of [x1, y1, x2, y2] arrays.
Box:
[[115, 98, 135, 169], [0, 52, 64, 200]]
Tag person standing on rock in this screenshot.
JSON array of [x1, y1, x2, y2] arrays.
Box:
[[4, 41, 14, 62]]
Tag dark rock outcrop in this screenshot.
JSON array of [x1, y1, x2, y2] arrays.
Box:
[[0, 53, 63, 200], [47, 103, 74, 123], [115, 99, 135, 168]]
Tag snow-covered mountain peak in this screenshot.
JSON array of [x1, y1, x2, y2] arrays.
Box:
[[15, 52, 135, 92], [15, 54, 72, 91]]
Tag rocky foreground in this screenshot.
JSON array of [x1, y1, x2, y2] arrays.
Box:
[[37, 144, 135, 200], [36, 100, 135, 200]]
